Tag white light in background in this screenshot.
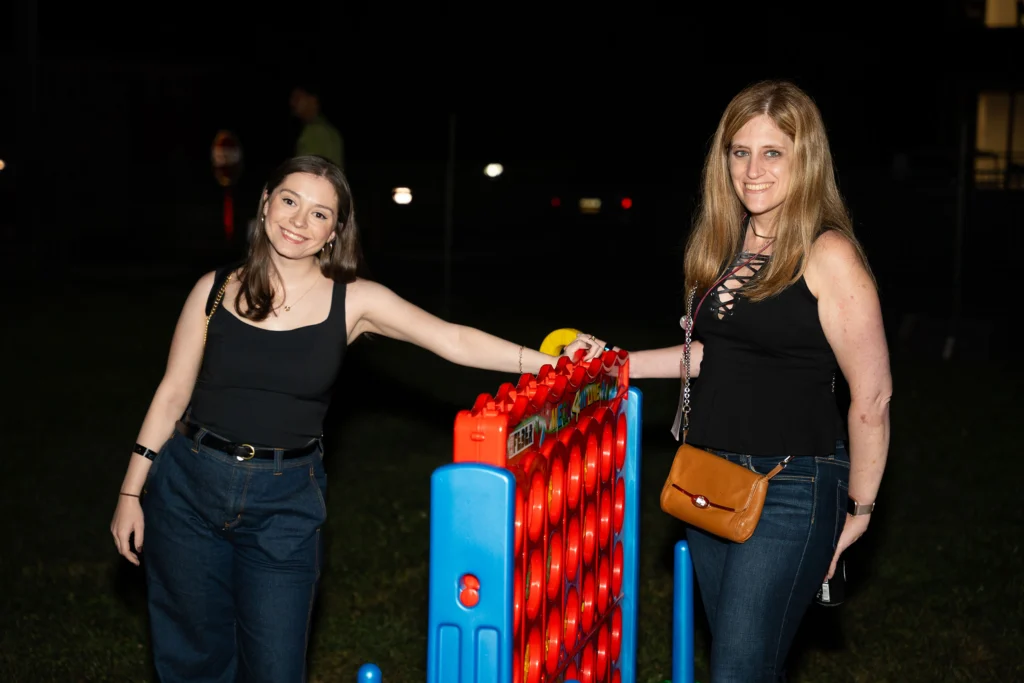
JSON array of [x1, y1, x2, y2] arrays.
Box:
[[484, 163, 504, 178], [579, 197, 601, 214], [392, 187, 412, 204]]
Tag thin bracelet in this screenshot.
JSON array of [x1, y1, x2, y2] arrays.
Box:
[[518, 345, 524, 373], [119, 492, 141, 498]]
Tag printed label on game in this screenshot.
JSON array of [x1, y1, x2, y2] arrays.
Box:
[[508, 417, 539, 457]]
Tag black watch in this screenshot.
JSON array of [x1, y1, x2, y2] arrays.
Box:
[[133, 443, 159, 460]]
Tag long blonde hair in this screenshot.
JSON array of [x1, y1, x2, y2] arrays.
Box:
[[683, 80, 873, 301]]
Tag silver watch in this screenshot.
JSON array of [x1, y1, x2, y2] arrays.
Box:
[[848, 498, 875, 516]]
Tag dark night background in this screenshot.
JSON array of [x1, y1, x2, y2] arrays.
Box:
[[1, 1, 1022, 681], [3, 1, 1019, 329]]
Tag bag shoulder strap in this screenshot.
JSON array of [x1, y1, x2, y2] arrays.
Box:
[[203, 269, 232, 348], [670, 285, 698, 442], [181, 269, 232, 425], [205, 266, 235, 316]]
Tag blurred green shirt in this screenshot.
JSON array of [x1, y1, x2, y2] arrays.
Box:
[[296, 115, 343, 169]]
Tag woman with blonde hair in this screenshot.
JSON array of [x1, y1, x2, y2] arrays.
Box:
[[567, 81, 891, 681]]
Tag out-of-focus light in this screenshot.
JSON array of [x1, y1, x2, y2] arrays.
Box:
[[392, 187, 412, 204], [621, 197, 632, 209], [551, 197, 561, 207], [579, 197, 601, 214], [0, 159, 6, 171], [484, 163, 504, 178]]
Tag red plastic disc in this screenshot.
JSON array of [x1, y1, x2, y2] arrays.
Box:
[[526, 549, 544, 621], [615, 413, 627, 471], [564, 585, 580, 647], [525, 627, 543, 683], [579, 641, 595, 683], [596, 621, 610, 681], [612, 541, 624, 599], [581, 570, 596, 634], [583, 501, 597, 567], [547, 529, 563, 601], [597, 553, 610, 616], [613, 482, 625, 535], [611, 606, 622, 663], [548, 450, 566, 527], [600, 420, 614, 484], [520, 450, 537, 473], [584, 429, 599, 496], [599, 488, 612, 551], [565, 515, 581, 583], [567, 438, 583, 511], [528, 469, 547, 544], [545, 604, 562, 675]]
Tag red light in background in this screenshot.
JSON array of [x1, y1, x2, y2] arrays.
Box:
[[621, 197, 632, 209], [551, 197, 561, 207]]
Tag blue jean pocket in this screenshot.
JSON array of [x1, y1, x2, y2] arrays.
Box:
[[142, 437, 176, 495], [749, 455, 815, 482], [833, 480, 849, 549], [308, 461, 327, 519]]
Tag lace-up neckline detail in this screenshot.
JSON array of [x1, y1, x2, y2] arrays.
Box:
[[708, 251, 771, 320]]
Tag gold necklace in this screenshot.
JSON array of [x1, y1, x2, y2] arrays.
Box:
[[280, 276, 321, 312]]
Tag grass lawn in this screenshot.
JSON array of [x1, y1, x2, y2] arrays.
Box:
[[1, 274, 1020, 682]]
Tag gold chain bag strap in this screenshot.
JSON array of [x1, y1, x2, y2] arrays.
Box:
[[203, 272, 231, 353], [178, 271, 231, 428], [659, 269, 791, 543]]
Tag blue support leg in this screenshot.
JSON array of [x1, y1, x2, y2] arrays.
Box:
[[673, 540, 694, 683]]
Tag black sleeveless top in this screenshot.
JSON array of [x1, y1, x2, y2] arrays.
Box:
[[188, 267, 349, 448], [687, 249, 845, 457]]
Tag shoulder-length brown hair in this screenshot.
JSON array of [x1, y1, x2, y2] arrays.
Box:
[[683, 80, 874, 301], [236, 155, 365, 321]]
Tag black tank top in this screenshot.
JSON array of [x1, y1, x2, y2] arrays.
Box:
[[188, 267, 349, 448], [687, 248, 845, 457]]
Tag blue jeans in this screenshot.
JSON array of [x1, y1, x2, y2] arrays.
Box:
[[141, 429, 328, 682], [686, 441, 850, 683]]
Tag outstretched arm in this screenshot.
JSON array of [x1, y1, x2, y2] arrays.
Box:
[[348, 278, 558, 374], [562, 333, 704, 379]]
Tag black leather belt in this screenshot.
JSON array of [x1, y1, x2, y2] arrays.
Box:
[[175, 421, 319, 461]]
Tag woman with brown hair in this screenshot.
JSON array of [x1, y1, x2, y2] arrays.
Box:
[[567, 81, 892, 681], [109, 154, 560, 682]]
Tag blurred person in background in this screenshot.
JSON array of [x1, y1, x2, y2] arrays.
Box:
[[290, 83, 344, 170]]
